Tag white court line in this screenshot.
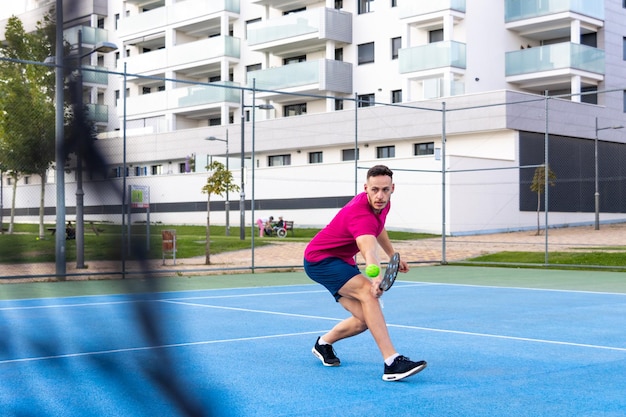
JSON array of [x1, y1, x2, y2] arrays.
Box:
[[161, 300, 626, 353], [2, 298, 625, 365], [0, 330, 326, 365]]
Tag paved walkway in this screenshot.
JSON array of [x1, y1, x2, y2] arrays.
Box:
[[3, 223, 624, 282]]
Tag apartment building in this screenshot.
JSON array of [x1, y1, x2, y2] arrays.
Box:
[[2, 0, 626, 234]]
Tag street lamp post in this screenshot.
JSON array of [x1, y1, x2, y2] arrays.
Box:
[[239, 88, 273, 240], [206, 132, 230, 236], [594, 117, 624, 230], [74, 29, 117, 268]]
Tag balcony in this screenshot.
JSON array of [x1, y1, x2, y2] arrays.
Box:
[[505, 42, 604, 90], [65, 26, 110, 47], [251, 0, 319, 11], [122, 82, 240, 118], [117, 0, 240, 39], [399, 41, 466, 75], [82, 66, 109, 85], [247, 59, 352, 102], [505, 0, 604, 22], [398, 0, 466, 20], [122, 36, 240, 76], [505, 0, 603, 40], [247, 8, 351, 56], [86, 104, 109, 124]]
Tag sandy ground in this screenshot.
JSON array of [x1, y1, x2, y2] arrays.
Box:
[[2, 222, 624, 282]]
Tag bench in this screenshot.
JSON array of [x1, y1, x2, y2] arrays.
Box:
[[283, 220, 294, 237], [47, 227, 75, 240]]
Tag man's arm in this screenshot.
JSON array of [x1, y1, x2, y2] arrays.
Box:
[[355, 234, 383, 297]]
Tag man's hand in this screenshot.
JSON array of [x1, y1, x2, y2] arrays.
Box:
[[370, 277, 383, 298]]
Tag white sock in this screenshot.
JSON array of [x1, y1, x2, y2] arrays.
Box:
[[384, 353, 400, 366], [318, 337, 330, 346]]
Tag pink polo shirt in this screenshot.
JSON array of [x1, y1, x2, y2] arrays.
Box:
[[304, 192, 390, 265]]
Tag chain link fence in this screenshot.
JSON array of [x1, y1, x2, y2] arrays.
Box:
[[1, 61, 626, 280]]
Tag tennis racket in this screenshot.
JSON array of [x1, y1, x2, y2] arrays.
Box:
[[379, 252, 400, 291]]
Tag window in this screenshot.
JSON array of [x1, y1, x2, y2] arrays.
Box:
[[414, 142, 435, 156], [429, 29, 443, 43], [284, 55, 306, 65], [335, 0, 343, 9], [23, 176, 30, 185], [179, 163, 187, 173], [246, 63, 262, 73], [391, 89, 402, 103], [115, 13, 119, 30], [268, 154, 291, 166], [209, 117, 221, 126], [142, 86, 151, 95], [151, 165, 162, 175], [335, 99, 344, 111], [391, 37, 401, 59], [245, 64, 262, 84], [377, 146, 395, 159], [284, 103, 307, 117], [245, 18, 261, 39], [623, 37, 626, 60], [309, 151, 323, 164], [342, 148, 359, 161], [391, 0, 397, 6], [283, 7, 306, 15], [358, 93, 375, 107], [581, 87, 597, 105], [358, 0, 374, 14], [358, 42, 375, 65], [97, 18, 104, 29], [135, 166, 147, 176], [623, 90, 626, 112], [335, 48, 343, 61]]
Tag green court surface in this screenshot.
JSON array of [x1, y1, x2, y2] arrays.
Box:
[[2, 266, 625, 300]]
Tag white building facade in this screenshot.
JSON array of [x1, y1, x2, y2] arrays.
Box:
[[2, 0, 626, 235]]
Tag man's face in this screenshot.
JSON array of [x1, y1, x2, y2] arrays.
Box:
[[364, 175, 394, 213]]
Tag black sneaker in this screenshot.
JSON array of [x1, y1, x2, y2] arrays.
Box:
[[312, 337, 340, 367], [383, 355, 427, 381]]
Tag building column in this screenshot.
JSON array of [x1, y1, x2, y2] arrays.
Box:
[[571, 75, 581, 103], [570, 19, 581, 43]]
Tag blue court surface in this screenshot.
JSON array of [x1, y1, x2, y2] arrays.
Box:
[[1, 268, 625, 416]]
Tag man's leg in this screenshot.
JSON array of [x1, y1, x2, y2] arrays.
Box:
[[338, 274, 397, 359]]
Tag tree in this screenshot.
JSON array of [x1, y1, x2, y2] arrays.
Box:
[[0, 15, 56, 237], [530, 165, 556, 236], [201, 161, 239, 265]]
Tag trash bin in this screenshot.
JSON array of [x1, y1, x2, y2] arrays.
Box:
[[162, 229, 176, 265]]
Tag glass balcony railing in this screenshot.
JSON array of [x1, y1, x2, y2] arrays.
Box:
[[64, 26, 109, 46], [178, 81, 241, 108], [247, 60, 352, 93], [505, 43, 604, 77], [505, 0, 604, 22], [247, 8, 351, 46], [398, 0, 466, 19], [399, 41, 466, 74], [81, 66, 109, 85], [118, 0, 240, 38], [86, 103, 109, 124]]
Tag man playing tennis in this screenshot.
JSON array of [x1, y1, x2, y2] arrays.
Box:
[[304, 165, 427, 381]]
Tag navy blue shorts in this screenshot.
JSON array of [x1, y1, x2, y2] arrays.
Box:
[[304, 257, 361, 301]]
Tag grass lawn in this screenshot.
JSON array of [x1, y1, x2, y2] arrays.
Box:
[[0, 223, 434, 264]]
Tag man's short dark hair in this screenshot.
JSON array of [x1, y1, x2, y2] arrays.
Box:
[[367, 165, 393, 179]]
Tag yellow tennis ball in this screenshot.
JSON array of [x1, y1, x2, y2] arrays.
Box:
[[365, 264, 380, 277]]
